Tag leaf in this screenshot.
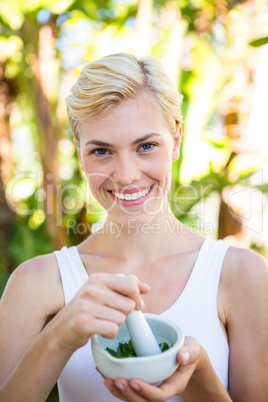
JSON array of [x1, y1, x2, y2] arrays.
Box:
[[105, 347, 118, 357], [159, 342, 170, 352], [249, 36, 268, 47], [105, 339, 170, 358]]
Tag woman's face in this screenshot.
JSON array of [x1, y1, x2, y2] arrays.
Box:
[[76, 95, 181, 226]]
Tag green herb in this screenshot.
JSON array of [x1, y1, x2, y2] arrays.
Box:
[[106, 340, 136, 358], [159, 342, 170, 352], [106, 340, 170, 358]]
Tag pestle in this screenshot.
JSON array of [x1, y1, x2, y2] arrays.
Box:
[[117, 274, 161, 356]]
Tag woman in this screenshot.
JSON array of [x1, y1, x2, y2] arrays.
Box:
[[0, 53, 268, 402]]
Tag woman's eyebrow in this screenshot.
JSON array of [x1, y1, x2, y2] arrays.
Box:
[[132, 133, 161, 145], [85, 133, 161, 148], [85, 140, 111, 147]]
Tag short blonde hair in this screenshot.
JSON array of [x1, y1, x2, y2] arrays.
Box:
[[66, 53, 183, 140]]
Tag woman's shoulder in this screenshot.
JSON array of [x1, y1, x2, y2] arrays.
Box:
[[223, 245, 268, 282], [10, 252, 59, 287], [220, 245, 268, 313], [2, 252, 64, 318]]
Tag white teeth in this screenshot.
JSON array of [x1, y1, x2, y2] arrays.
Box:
[[112, 186, 151, 201]]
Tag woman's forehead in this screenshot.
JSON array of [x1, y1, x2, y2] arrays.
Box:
[[78, 96, 170, 145]]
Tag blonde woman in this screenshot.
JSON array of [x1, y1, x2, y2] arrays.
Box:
[[1, 53, 268, 402]]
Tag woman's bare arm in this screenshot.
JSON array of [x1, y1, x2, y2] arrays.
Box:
[[0, 256, 149, 402], [0, 254, 67, 401], [223, 247, 268, 401]]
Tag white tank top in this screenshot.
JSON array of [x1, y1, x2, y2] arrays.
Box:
[[54, 238, 230, 402]]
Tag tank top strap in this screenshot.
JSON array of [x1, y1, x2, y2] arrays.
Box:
[[185, 238, 230, 306], [193, 238, 230, 285], [54, 246, 88, 304]]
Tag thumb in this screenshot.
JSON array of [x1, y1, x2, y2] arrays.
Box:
[[178, 350, 191, 365], [177, 336, 200, 366]]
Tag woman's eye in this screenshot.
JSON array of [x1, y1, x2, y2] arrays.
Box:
[[93, 148, 110, 156], [139, 143, 155, 151]]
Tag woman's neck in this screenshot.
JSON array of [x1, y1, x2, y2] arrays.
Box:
[[97, 208, 186, 267]]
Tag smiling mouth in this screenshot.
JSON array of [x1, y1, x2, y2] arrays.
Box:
[[111, 185, 153, 201]]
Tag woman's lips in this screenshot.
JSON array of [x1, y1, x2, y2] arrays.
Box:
[[108, 185, 154, 207]]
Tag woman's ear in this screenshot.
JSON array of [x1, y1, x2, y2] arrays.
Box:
[[172, 124, 182, 161], [73, 138, 84, 171]]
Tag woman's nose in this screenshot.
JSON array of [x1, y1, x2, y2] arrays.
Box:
[[112, 154, 141, 185]]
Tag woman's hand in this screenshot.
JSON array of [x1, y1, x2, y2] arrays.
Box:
[[51, 273, 150, 353], [102, 337, 202, 401]]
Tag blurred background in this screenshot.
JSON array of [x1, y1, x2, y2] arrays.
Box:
[[0, 1, 268, 398]]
